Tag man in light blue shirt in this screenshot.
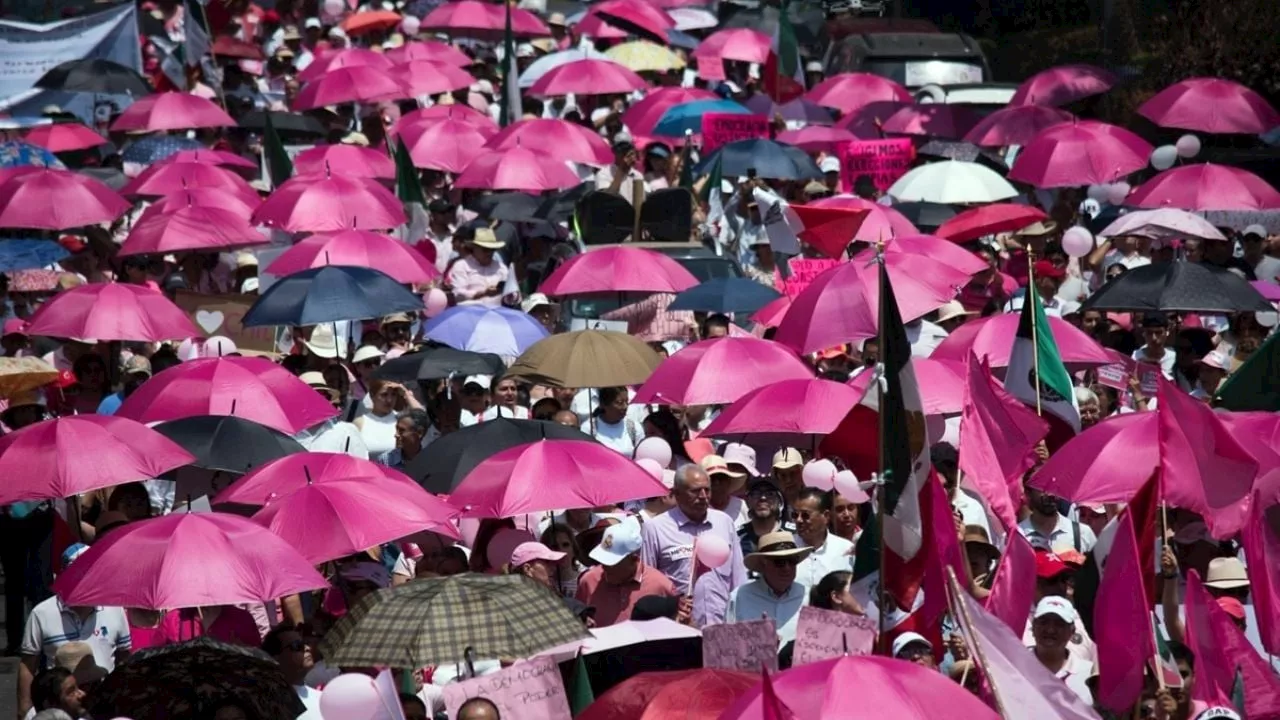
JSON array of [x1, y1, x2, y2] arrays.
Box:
[[727, 531, 811, 645]]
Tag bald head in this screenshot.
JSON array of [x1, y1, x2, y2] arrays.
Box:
[[553, 410, 579, 428], [457, 698, 501, 720], [673, 465, 711, 520]]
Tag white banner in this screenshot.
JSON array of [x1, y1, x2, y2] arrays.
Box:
[[0, 4, 143, 124]]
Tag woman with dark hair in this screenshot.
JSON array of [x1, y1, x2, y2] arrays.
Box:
[[30, 667, 85, 717], [107, 481, 152, 521], [539, 523, 583, 597], [809, 570, 862, 615], [582, 386, 641, 455]]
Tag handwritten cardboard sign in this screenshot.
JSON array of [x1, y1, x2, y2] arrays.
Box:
[[701, 113, 770, 154], [440, 656, 572, 720], [792, 606, 876, 666], [171, 290, 278, 355], [782, 258, 842, 299], [839, 138, 916, 194], [702, 617, 778, 672]]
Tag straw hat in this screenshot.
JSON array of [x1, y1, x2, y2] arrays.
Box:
[[470, 227, 505, 250], [1203, 557, 1249, 590], [1015, 220, 1058, 237], [744, 531, 812, 574], [935, 300, 976, 324], [303, 325, 340, 359]]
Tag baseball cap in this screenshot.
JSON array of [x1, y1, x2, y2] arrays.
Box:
[[2, 318, 27, 336], [721, 443, 758, 476], [1034, 550, 1072, 579], [463, 374, 492, 389], [699, 454, 732, 476], [772, 447, 803, 470], [521, 292, 557, 314], [1216, 596, 1246, 621], [123, 354, 151, 378], [819, 156, 840, 174], [1033, 260, 1066, 280], [891, 632, 932, 658], [510, 541, 566, 568], [1243, 224, 1267, 239], [1200, 350, 1231, 370], [1033, 596, 1077, 624], [588, 517, 643, 566], [805, 60, 824, 73], [304, 17, 322, 29], [1195, 708, 1242, 720]]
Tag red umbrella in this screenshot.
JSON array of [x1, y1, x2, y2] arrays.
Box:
[[808, 195, 918, 241], [147, 187, 261, 218], [804, 73, 912, 114], [23, 123, 105, 152], [252, 173, 406, 232], [880, 103, 980, 139], [577, 669, 757, 720], [110, 92, 235, 132], [1008, 120, 1152, 188], [962, 104, 1075, 147], [211, 35, 264, 60], [935, 203, 1050, 243], [528, 59, 647, 97], [293, 144, 396, 180], [397, 116, 496, 174], [692, 28, 772, 65], [0, 415, 194, 505], [341, 10, 402, 35], [122, 161, 255, 199], [1138, 77, 1280, 134], [622, 86, 718, 135], [1009, 64, 1117, 107], [701, 378, 868, 444], [293, 66, 403, 110], [24, 283, 201, 342], [390, 60, 477, 97], [386, 40, 472, 67], [1125, 163, 1280, 211], [163, 148, 258, 170], [539, 246, 698, 295], [298, 47, 394, 83], [453, 145, 581, 192], [751, 295, 792, 327], [486, 118, 611, 165], [422, 1, 550, 38], [0, 168, 129, 230], [775, 125, 857, 153], [119, 206, 267, 257], [265, 229, 441, 284], [588, 0, 674, 41], [395, 104, 497, 133]]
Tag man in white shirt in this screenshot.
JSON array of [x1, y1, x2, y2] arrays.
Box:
[[1242, 225, 1280, 284], [791, 489, 854, 588], [728, 531, 811, 645], [1132, 311, 1177, 380], [593, 139, 645, 206], [1018, 482, 1097, 554], [263, 623, 323, 719], [1030, 596, 1094, 705]]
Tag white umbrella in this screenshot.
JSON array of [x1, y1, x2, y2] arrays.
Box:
[[518, 47, 608, 89], [1097, 208, 1227, 241], [887, 160, 1017, 204], [667, 7, 718, 31]]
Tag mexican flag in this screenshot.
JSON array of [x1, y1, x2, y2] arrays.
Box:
[[1151, 614, 1184, 689], [763, 2, 805, 103], [1005, 288, 1080, 432], [1215, 328, 1278, 411], [700, 155, 725, 227], [262, 113, 293, 190]]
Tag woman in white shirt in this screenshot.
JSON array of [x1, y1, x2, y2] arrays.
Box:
[[581, 386, 643, 455], [480, 375, 529, 422], [353, 380, 421, 458]]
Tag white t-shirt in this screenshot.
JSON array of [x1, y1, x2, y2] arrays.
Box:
[[1132, 345, 1177, 380], [581, 416, 642, 456], [295, 685, 323, 720]]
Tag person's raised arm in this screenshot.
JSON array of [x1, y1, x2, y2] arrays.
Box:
[[1160, 544, 1185, 644]]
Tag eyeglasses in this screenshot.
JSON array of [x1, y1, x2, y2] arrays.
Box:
[[767, 557, 800, 568], [794, 510, 822, 521]]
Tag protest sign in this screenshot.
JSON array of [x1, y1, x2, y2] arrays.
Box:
[[839, 139, 916, 194], [171, 291, 279, 355], [1136, 363, 1162, 396], [1096, 363, 1131, 391], [782, 258, 841, 299], [441, 656, 572, 720], [702, 618, 778, 672], [792, 606, 877, 666], [701, 113, 770, 154]]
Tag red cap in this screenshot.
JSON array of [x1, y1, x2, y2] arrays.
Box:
[[57, 235, 86, 253], [1035, 550, 1072, 579], [1033, 260, 1066, 280], [1217, 596, 1246, 621]]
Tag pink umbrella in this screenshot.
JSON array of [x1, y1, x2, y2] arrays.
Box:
[[1009, 64, 1117, 107], [390, 60, 476, 97], [1125, 163, 1280, 211], [396, 103, 498, 133], [692, 28, 772, 65], [963, 104, 1075, 147], [1029, 412, 1156, 503], [217, 452, 417, 504], [529, 59, 647, 97], [808, 195, 918, 241], [1097, 208, 1227, 241], [804, 73, 912, 114], [265, 228, 440, 284], [775, 125, 857, 153], [879, 235, 989, 276], [880, 103, 980, 139], [252, 172, 406, 232], [453, 145, 581, 192], [931, 313, 1112, 369], [622, 87, 718, 135], [52, 512, 330, 609], [24, 283, 200, 342], [847, 356, 966, 415], [293, 144, 396, 180], [0, 415, 194, 505], [422, 1, 550, 38], [293, 66, 404, 110], [774, 253, 967, 355], [750, 295, 792, 327], [298, 47, 393, 83], [446, 440, 669, 518], [148, 187, 261, 218], [122, 161, 255, 199], [1252, 282, 1280, 302], [397, 115, 496, 174], [387, 40, 473, 67], [574, 13, 630, 40], [539, 246, 698, 295], [1008, 120, 1153, 189], [701, 378, 867, 444], [0, 168, 129, 230], [589, 0, 674, 39], [119, 206, 267, 257], [1138, 77, 1280, 135], [117, 356, 338, 434], [23, 123, 105, 152], [110, 92, 236, 132], [835, 100, 912, 139], [633, 337, 813, 406], [163, 148, 258, 170], [486, 118, 611, 165]]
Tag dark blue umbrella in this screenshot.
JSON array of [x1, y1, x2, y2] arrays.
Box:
[[668, 277, 782, 315], [120, 135, 202, 166], [242, 266, 424, 328], [0, 239, 70, 272], [0, 141, 63, 169], [695, 138, 822, 181]]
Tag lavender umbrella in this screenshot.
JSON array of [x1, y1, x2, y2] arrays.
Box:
[[743, 95, 833, 125], [423, 305, 550, 357]]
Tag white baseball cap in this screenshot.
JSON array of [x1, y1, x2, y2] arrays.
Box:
[[463, 374, 492, 389], [1243, 224, 1267, 239], [1033, 596, 1077, 624], [1195, 708, 1242, 720], [819, 156, 841, 174], [588, 517, 643, 566], [891, 632, 932, 658]]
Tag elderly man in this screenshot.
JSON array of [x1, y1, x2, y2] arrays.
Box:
[[727, 531, 811, 645], [576, 518, 682, 627]]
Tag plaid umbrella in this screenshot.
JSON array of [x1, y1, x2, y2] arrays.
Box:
[[319, 573, 590, 668], [87, 637, 305, 720]]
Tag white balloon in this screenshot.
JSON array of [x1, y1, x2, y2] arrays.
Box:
[[1150, 145, 1178, 171], [401, 15, 421, 35], [1086, 184, 1109, 201], [1257, 311, 1278, 328], [322, 0, 344, 15], [802, 459, 837, 491], [1175, 134, 1201, 159], [1108, 182, 1131, 206], [1062, 226, 1095, 258]]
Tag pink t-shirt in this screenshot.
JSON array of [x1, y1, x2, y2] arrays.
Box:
[[160, 606, 263, 647]]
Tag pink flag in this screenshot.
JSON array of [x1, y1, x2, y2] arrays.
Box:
[[1186, 569, 1280, 719], [984, 528, 1037, 636], [1241, 498, 1280, 657], [923, 471, 969, 638], [1158, 377, 1258, 538], [1184, 569, 1236, 707], [958, 354, 1050, 531], [1094, 501, 1156, 713]]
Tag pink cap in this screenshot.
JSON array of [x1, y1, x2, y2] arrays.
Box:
[[510, 541, 566, 568], [2, 318, 27, 336]]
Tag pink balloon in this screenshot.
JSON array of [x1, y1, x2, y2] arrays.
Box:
[[1108, 182, 1131, 206], [423, 287, 449, 318], [634, 437, 673, 468], [834, 470, 870, 504], [322, 0, 344, 15], [802, 459, 837, 491], [318, 673, 382, 720], [695, 534, 731, 569], [636, 458, 664, 481], [1061, 226, 1094, 258], [401, 15, 421, 35]]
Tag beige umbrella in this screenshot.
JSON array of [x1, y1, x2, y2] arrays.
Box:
[[0, 356, 58, 398], [505, 329, 662, 388]]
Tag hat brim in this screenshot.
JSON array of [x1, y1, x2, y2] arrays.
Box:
[[744, 546, 812, 574], [470, 239, 505, 250], [1203, 578, 1250, 590], [303, 340, 340, 358], [588, 544, 634, 566]]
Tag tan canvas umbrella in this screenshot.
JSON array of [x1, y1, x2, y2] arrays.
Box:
[[505, 329, 662, 388]]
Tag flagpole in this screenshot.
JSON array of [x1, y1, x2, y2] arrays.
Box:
[[875, 236, 889, 656], [1027, 248, 1042, 416], [947, 568, 1010, 719]]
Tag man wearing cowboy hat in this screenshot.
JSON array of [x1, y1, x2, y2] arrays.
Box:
[[728, 531, 812, 644], [701, 450, 750, 526], [446, 227, 509, 308]]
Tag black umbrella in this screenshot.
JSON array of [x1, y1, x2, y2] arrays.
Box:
[[469, 192, 543, 223], [407, 417, 598, 493], [892, 201, 957, 230], [35, 59, 151, 96], [539, 182, 593, 223], [372, 344, 506, 383], [1081, 261, 1273, 314], [238, 110, 326, 136], [152, 415, 305, 474]]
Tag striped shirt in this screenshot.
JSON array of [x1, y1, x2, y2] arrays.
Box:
[[21, 596, 131, 670]]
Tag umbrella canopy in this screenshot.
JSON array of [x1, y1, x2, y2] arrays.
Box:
[[652, 99, 749, 137], [808, 195, 919, 241], [622, 87, 718, 135], [52, 512, 329, 609], [117, 356, 338, 434], [846, 356, 967, 416], [692, 28, 771, 64], [24, 282, 199, 342], [891, 201, 957, 230], [633, 337, 813, 406], [517, 47, 609, 89], [698, 138, 820, 181], [212, 35, 264, 60], [318, 574, 588, 668], [408, 418, 597, 493], [119, 205, 267, 257], [1125, 163, 1280, 211], [0, 356, 57, 398], [122, 161, 255, 200], [887, 160, 1017, 204], [35, 58, 151, 95], [0, 239, 68, 272], [1138, 77, 1280, 134], [294, 66, 404, 110], [804, 73, 912, 114], [371, 345, 506, 383], [579, 669, 758, 720], [880, 235, 988, 275], [1009, 64, 1117, 107], [422, 0, 549, 37], [931, 313, 1111, 369], [293, 144, 396, 180], [1009, 121, 1153, 188], [605, 41, 685, 72], [0, 415, 193, 505], [506, 329, 663, 387], [448, 440, 669, 517], [751, 295, 792, 327], [667, 7, 718, 30], [529, 59, 647, 97], [1082, 261, 1273, 313], [216, 452, 405, 504], [0, 141, 62, 170], [148, 187, 261, 218], [1097, 208, 1227, 242], [668, 277, 782, 314], [110, 92, 235, 132], [775, 125, 856, 153], [119, 135, 204, 167], [341, 9, 402, 35], [265, 229, 440, 285], [23, 123, 106, 152], [880, 103, 981, 139], [389, 60, 476, 98], [453, 146, 581, 192], [298, 47, 395, 82], [935, 203, 1050, 243], [163, 148, 257, 170], [701, 378, 866, 444], [252, 173, 406, 231], [1029, 412, 1156, 504], [963, 104, 1075, 147], [423, 305, 549, 356], [744, 95, 834, 125], [0, 168, 129, 230], [243, 265, 424, 328], [397, 103, 497, 132], [397, 114, 497, 174], [387, 40, 472, 66], [485, 118, 611, 165], [589, 0, 675, 40], [152, 416, 305, 474]]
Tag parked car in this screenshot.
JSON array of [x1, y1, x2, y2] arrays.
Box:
[[824, 29, 991, 89]]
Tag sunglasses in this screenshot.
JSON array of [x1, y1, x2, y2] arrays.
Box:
[[794, 510, 822, 521], [768, 557, 800, 568]]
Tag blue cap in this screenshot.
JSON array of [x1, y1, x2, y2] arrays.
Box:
[[62, 543, 89, 567]]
